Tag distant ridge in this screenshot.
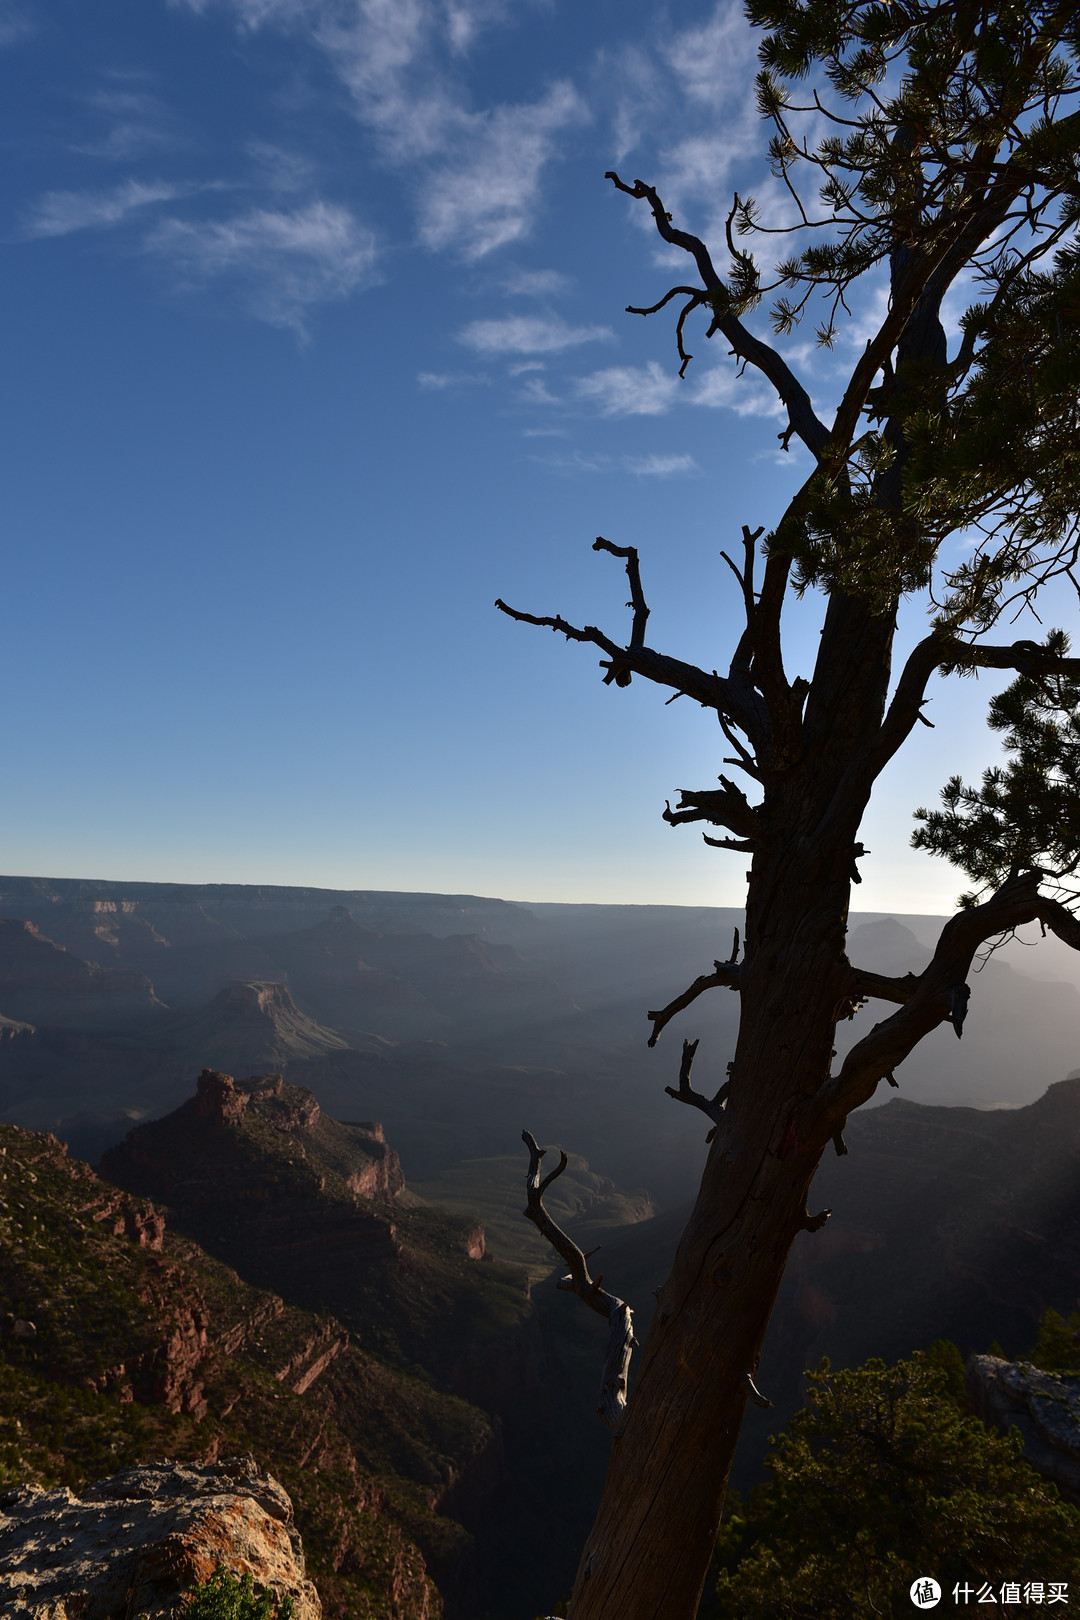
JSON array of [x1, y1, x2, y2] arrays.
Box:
[[0, 873, 537, 940]]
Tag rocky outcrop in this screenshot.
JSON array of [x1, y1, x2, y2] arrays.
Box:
[[0, 918, 163, 1031], [0, 1119, 502, 1618], [98, 1074, 527, 1389], [966, 1354, 1080, 1499], [154, 982, 352, 1073], [0, 1455, 321, 1619], [103, 1071, 406, 1209]]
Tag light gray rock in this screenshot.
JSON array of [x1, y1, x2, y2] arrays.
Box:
[[0, 1454, 321, 1620], [967, 1354, 1080, 1497]]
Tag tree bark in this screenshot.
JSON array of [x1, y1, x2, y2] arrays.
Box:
[[567, 589, 897, 1619], [568, 963, 842, 1618], [568, 826, 865, 1614]]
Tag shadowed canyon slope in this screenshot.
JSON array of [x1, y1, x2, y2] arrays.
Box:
[[4, 1070, 628, 1618], [99, 1071, 525, 1381], [592, 1075, 1080, 1492], [0, 1114, 502, 1619]]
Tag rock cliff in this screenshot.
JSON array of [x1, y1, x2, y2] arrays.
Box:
[[1, 1455, 320, 1620], [967, 1355, 1080, 1500], [0, 918, 163, 1031], [0, 1120, 500, 1619], [99, 1072, 528, 1380]]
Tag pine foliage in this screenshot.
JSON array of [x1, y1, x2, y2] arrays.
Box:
[[912, 631, 1080, 903], [713, 1352, 1080, 1618]]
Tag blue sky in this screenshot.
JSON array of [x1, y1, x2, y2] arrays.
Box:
[[0, 0, 1037, 910]]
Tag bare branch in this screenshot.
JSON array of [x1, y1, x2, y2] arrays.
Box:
[[594, 537, 649, 651], [675, 296, 703, 377], [522, 1130, 636, 1430], [702, 833, 756, 852], [605, 172, 830, 458], [664, 1038, 730, 1127], [873, 633, 1080, 776], [626, 286, 702, 318], [494, 590, 769, 742], [815, 871, 1080, 1131], [648, 943, 742, 1047], [662, 778, 764, 841], [745, 1372, 773, 1409], [720, 523, 763, 646], [848, 966, 921, 1006], [958, 641, 1080, 679]]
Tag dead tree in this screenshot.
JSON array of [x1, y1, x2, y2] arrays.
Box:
[[501, 5, 1080, 1617]]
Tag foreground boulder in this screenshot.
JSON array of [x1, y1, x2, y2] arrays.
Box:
[[967, 1354, 1080, 1499], [0, 1454, 321, 1619]]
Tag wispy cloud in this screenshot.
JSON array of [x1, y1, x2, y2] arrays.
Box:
[[569, 356, 784, 421], [0, 0, 34, 46], [145, 200, 378, 332], [633, 452, 697, 476], [691, 363, 783, 418], [603, 42, 664, 165], [178, 0, 582, 260], [503, 267, 573, 298], [602, 1, 760, 243], [417, 82, 585, 258], [459, 314, 611, 354], [245, 141, 317, 194], [76, 86, 180, 161], [662, 2, 757, 107], [531, 446, 698, 477], [417, 369, 486, 389], [517, 373, 559, 404], [575, 361, 681, 416], [22, 179, 189, 238]]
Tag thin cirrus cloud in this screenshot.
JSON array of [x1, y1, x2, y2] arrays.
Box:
[[575, 361, 680, 416], [415, 82, 585, 260], [572, 358, 784, 420], [76, 87, 180, 162], [21, 178, 192, 238], [502, 267, 573, 298], [606, 3, 762, 250], [176, 0, 585, 261], [0, 0, 33, 46], [633, 452, 697, 476], [534, 447, 698, 478], [145, 200, 378, 333], [458, 314, 612, 355], [691, 363, 784, 418], [661, 2, 757, 109]]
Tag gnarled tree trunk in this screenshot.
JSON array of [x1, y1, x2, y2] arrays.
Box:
[[569, 613, 885, 1618]]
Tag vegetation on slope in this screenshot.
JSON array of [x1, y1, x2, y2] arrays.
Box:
[[712, 1349, 1080, 1619], [0, 1122, 495, 1619]]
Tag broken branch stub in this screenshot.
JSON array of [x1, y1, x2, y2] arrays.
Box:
[[522, 1129, 636, 1430]]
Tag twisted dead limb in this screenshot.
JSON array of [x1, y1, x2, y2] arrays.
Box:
[[522, 1129, 636, 1430], [664, 1038, 729, 1141], [647, 929, 743, 1046]]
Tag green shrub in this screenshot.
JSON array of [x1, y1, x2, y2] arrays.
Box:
[[184, 1568, 295, 1620], [1029, 1306, 1080, 1376], [713, 1352, 1080, 1618]]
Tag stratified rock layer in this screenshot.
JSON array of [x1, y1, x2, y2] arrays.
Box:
[[0, 1119, 499, 1620], [967, 1354, 1080, 1499], [0, 1454, 321, 1619]]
